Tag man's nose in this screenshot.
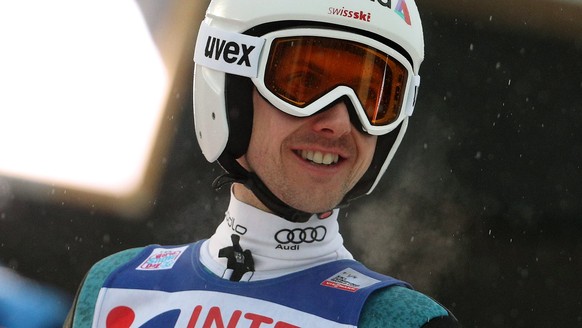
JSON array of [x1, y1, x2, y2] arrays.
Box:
[[310, 101, 352, 137]]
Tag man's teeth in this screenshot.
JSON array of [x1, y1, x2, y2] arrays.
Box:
[[300, 150, 339, 165]]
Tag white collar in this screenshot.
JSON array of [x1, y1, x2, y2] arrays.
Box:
[[200, 190, 353, 281]]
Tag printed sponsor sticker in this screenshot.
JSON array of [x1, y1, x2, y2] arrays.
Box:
[[395, 0, 412, 25], [321, 267, 380, 292], [136, 246, 188, 271]]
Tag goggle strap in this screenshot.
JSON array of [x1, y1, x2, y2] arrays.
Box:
[[405, 75, 421, 117], [194, 22, 265, 78]]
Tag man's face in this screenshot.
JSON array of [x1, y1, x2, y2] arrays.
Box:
[[238, 89, 377, 214]]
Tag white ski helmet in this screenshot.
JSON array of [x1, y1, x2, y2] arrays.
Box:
[[193, 0, 424, 221]]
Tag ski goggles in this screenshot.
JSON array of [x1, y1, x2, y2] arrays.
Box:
[[195, 23, 420, 135]]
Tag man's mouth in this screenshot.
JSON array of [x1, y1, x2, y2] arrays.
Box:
[[298, 150, 340, 165]]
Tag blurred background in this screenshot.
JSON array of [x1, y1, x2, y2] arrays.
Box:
[[0, 0, 580, 327]]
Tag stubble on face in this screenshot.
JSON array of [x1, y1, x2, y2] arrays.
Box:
[[237, 90, 377, 214]]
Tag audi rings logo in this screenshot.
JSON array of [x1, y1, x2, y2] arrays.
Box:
[[274, 226, 327, 244]]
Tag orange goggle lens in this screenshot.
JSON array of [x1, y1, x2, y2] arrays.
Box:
[[264, 36, 408, 126]]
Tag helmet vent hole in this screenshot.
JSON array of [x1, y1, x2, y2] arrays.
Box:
[[211, 112, 216, 120]]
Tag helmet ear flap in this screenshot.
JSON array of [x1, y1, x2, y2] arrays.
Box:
[[224, 74, 254, 159], [343, 122, 403, 203]]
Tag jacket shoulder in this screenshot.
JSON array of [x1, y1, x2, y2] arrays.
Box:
[[359, 285, 459, 327], [65, 247, 145, 327]]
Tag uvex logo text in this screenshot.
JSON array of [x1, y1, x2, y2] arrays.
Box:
[[194, 22, 265, 78], [204, 37, 255, 67]]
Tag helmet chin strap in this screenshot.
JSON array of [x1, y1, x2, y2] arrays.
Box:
[[213, 154, 335, 223]]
